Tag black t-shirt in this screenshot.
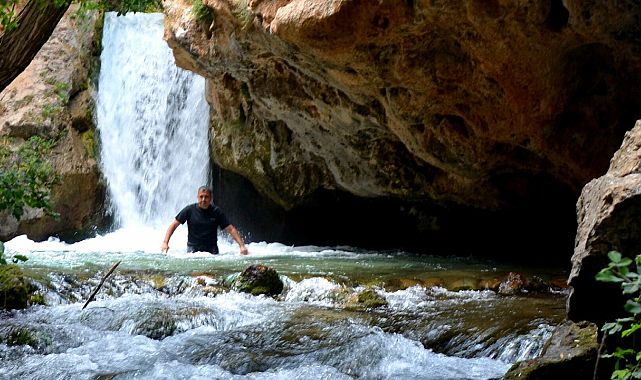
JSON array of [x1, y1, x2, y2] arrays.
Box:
[[175, 203, 230, 248]]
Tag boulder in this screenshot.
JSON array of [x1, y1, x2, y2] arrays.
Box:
[[232, 264, 284, 296], [568, 120, 641, 325]]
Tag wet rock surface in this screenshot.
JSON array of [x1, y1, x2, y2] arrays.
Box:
[[504, 320, 598, 380]]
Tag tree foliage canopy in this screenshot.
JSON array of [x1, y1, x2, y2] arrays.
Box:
[[0, 136, 60, 221]]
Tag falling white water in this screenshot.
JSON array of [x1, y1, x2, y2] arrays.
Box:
[[96, 12, 210, 229]]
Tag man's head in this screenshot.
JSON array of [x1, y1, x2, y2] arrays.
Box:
[[197, 186, 213, 209]]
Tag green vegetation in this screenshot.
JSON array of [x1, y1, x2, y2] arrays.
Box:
[[40, 78, 70, 120], [45, 78, 70, 105], [6, 328, 37, 348], [41, 104, 64, 120], [0, 136, 60, 221], [1, 0, 163, 32], [0, 0, 20, 32], [76, 0, 163, 16], [81, 129, 98, 158], [233, 0, 252, 30], [0, 263, 31, 309], [191, 0, 213, 25], [596, 251, 641, 379]]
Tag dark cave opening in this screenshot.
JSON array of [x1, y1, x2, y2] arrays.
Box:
[[212, 164, 576, 269]]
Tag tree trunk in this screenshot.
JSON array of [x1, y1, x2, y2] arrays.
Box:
[[0, 1, 70, 93]]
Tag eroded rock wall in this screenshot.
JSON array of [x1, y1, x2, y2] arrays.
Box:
[[0, 7, 106, 241], [163, 0, 641, 217]]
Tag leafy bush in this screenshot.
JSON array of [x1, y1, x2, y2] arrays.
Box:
[[0, 136, 60, 221], [596, 251, 641, 379]]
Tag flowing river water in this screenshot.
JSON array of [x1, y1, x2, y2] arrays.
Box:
[[0, 13, 568, 380]]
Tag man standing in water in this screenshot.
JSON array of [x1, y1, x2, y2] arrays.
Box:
[[161, 186, 249, 255]]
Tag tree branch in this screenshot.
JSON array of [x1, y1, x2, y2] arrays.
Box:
[[0, 0, 71, 93], [82, 260, 121, 310]]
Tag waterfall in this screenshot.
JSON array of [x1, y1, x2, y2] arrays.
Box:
[[96, 12, 210, 229]]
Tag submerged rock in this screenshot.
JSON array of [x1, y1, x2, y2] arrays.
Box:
[[131, 308, 177, 340], [232, 264, 284, 296], [504, 320, 598, 380]]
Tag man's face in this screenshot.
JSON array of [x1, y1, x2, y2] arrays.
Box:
[[197, 190, 212, 209]]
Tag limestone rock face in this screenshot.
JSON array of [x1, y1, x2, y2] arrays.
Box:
[[568, 120, 641, 325], [0, 7, 105, 241], [163, 0, 641, 212]]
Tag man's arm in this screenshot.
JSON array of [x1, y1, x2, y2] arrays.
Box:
[[161, 219, 181, 253], [225, 225, 248, 255]]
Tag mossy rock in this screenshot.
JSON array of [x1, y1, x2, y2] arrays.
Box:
[[232, 264, 283, 296], [0, 264, 31, 310], [6, 328, 38, 348], [356, 288, 387, 309]]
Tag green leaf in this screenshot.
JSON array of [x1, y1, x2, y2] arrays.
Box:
[[596, 269, 624, 283], [11, 254, 28, 263], [610, 251, 623, 263], [624, 300, 641, 315], [623, 282, 640, 294], [603, 322, 623, 335], [612, 369, 631, 380], [622, 323, 641, 337], [618, 258, 634, 268]]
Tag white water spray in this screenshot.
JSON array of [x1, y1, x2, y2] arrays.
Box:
[[97, 12, 209, 229]]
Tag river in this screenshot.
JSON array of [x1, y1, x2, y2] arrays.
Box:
[[0, 12, 567, 380]]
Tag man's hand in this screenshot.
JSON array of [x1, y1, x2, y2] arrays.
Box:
[[226, 224, 249, 255], [162, 219, 180, 254]]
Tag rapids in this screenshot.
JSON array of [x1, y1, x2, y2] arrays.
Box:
[[0, 12, 568, 380]]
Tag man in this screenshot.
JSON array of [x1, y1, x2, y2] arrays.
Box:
[[161, 186, 249, 255]]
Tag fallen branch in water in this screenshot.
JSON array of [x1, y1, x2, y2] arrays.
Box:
[[82, 261, 121, 310]]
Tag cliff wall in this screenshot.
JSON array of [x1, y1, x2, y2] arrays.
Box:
[[0, 7, 106, 241], [162, 0, 641, 258]]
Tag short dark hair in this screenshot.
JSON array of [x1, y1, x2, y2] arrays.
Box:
[[197, 186, 212, 195]]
